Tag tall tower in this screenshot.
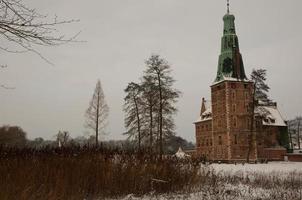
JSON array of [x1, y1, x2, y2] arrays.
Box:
[[210, 6, 256, 161]]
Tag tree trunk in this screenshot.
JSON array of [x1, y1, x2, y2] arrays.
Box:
[[134, 97, 141, 151], [247, 83, 256, 163], [149, 103, 153, 153], [96, 91, 100, 147], [288, 124, 293, 150], [298, 120, 301, 149], [157, 73, 163, 157]]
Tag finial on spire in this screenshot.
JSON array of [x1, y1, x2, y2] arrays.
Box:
[[227, 0, 230, 14]]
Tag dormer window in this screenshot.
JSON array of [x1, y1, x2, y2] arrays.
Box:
[[269, 117, 276, 123]]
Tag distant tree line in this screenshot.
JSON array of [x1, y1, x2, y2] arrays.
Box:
[[123, 54, 181, 156], [0, 125, 193, 153]]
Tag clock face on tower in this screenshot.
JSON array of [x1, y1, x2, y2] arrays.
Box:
[[222, 57, 233, 74]]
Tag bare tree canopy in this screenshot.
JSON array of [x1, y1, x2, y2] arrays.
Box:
[[56, 130, 70, 147], [288, 116, 302, 150], [123, 82, 143, 150], [123, 55, 180, 155], [144, 54, 180, 156], [85, 80, 109, 146]]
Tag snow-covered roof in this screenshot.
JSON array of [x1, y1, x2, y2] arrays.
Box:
[[174, 147, 190, 159], [212, 76, 252, 86], [194, 103, 286, 127], [195, 107, 212, 123], [257, 106, 287, 127]]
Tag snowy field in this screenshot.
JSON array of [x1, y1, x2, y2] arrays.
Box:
[[211, 161, 302, 174], [113, 162, 302, 200]]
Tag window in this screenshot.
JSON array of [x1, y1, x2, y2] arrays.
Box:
[[218, 136, 222, 145], [232, 91, 236, 99], [244, 84, 248, 89], [247, 118, 251, 128], [232, 104, 236, 113], [245, 92, 249, 100], [245, 103, 250, 112], [233, 116, 237, 127], [234, 134, 238, 145]]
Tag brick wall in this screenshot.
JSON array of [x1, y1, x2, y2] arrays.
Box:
[[258, 147, 287, 161], [286, 154, 302, 162]]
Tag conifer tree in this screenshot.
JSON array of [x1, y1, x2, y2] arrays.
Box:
[[247, 68, 271, 162], [251, 69, 271, 103], [85, 80, 109, 146]]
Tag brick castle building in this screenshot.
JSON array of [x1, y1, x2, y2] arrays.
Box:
[[194, 7, 288, 162]]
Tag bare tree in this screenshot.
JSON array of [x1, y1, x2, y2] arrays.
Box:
[[288, 116, 302, 149], [123, 82, 143, 151], [144, 54, 180, 156], [141, 75, 158, 152], [56, 130, 70, 147], [85, 80, 109, 147]]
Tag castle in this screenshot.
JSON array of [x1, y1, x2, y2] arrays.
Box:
[[194, 7, 288, 162]]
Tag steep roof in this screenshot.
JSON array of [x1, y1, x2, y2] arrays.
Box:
[[194, 103, 287, 127], [194, 105, 212, 123], [256, 106, 287, 127], [214, 12, 248, 83]]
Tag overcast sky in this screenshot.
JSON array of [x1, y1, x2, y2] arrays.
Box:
[[1, 0, 302, 142]]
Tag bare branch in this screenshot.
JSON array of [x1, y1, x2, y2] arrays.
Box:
[[0, 84, 15, 89], [0, 0, 80, 64]]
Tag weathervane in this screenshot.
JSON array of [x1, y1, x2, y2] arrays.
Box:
[[227, 0, 230, 14]]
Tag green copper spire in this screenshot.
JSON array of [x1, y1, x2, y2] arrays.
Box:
[[214, 6, 247, 83]]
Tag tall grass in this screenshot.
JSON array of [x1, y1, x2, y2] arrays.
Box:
[[1, 146, 302, 200], [0, 146, 200, 199]]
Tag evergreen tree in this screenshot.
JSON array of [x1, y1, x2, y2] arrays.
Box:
[[247, 68, 271, 162], [251, 69, 271, 103]]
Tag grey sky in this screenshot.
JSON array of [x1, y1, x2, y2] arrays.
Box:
[[1, 0, 302, 142]]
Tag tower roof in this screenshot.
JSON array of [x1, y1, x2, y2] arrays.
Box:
[[214, 5, 248, 83]]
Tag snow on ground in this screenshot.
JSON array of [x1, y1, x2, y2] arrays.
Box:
[[109, 162, 302, 200], [209, 161, 302, 175]]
